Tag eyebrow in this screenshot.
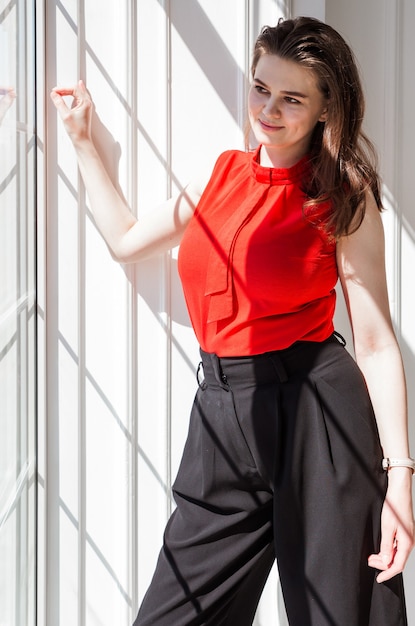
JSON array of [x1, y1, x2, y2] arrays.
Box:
[[253, 77, 308, 99]]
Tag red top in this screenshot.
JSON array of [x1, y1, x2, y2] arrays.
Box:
[[178, 147, 338, 356]]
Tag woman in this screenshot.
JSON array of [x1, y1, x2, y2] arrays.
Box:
[[51, 16, 414, 626]]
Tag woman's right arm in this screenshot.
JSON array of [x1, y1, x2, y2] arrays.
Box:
[[50, 80, 205, 263]]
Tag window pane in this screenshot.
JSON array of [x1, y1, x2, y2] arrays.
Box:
[[0, 1, 36, 624]]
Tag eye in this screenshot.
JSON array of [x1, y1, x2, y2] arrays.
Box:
[[254, 84, 269, 95], [284, 96, 301, 104]]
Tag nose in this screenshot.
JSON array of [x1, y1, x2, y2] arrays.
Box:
[[263, 97, 281, 117]]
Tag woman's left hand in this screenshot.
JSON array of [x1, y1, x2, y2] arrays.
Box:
[[368, 469, 415, 582]]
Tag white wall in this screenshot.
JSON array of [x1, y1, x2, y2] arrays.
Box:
[[37, 0, 415, 624], [38, 1, 286, 625]]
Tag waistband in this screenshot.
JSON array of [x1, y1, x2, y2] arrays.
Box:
[[197, 333, 346, 390]]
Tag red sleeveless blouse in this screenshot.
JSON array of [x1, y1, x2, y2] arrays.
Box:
[[178, 147, 337, 356]]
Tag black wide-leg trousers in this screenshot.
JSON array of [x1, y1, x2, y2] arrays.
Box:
[[134, 335, 407, 626]]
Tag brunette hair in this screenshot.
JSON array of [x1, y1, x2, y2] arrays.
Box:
[[251, 16, 382, 237]]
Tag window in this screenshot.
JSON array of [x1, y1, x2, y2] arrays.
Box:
[[0, 1, 37, 624]]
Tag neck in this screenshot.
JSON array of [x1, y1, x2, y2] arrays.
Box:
[[259, 145, 307, 169]]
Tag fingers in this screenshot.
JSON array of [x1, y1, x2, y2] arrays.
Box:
[[367, 548, 394, 571], [50, 80, 93, 143], [367, 485, 415, 583], [367, 548, 397, 584], [368, 528, 414, 583], [50, 80, 89, 110], [51, 79, 86, 97], [49, 88, 70, 115], [368, 549, 406, 583]]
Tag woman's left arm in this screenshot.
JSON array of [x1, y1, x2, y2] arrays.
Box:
[[337, 189, 414, 583]]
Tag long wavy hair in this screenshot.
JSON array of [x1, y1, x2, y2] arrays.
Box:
[[250, 16, 383, 237]]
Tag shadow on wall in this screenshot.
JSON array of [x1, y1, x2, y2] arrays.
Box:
[[91, 106, 191, 321]]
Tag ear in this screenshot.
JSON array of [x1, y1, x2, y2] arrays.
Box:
[[319, 104, 329, 123]]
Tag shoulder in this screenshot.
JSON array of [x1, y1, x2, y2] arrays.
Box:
[[185, 149, 249, 208], [336, 188, 384, 281], [206, 149, 252, 183], [214, 148, 250, 169]]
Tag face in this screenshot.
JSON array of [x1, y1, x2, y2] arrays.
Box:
[[248, 54, 328, 167]]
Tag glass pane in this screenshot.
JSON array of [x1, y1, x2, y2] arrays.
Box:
[[0, 0, 36, 624]]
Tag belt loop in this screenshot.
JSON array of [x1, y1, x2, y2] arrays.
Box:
[[209, 353, 230, 390], [267, 353, 288, 383], [333, 330, 347, 347], [196, 361, 207, 390]]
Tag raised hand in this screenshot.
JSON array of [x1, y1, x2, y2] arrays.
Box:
[[50, 80, 93, 146]]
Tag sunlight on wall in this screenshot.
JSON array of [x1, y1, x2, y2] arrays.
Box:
[[40, 1, 289, 625], [37, 1, 415, 624]]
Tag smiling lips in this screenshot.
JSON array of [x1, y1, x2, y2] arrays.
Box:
[[258, 119, 283, 131]]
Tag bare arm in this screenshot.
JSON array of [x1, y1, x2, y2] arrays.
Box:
[[337, 190, 414, 582], [50, 81, 207, 262]]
